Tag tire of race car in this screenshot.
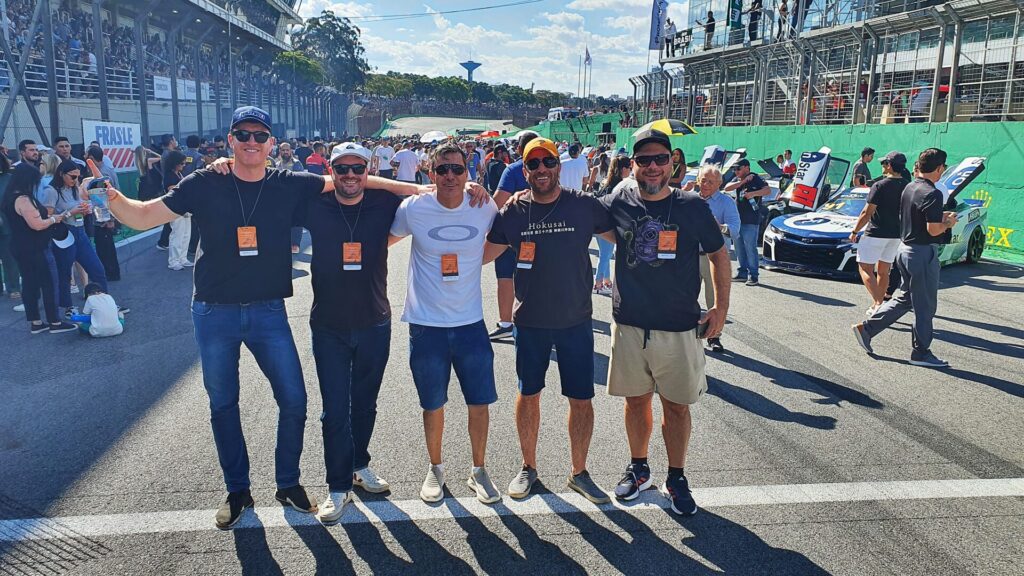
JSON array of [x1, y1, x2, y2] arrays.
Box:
[[966, 227, 985, 264]]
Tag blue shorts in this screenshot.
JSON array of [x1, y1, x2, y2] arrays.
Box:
[[494, 248, 516, 279], [513, 320, 595, 400], [409, 320, 497, 411]]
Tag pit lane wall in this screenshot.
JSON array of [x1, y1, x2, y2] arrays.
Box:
[[592, 122, 1021, 264]]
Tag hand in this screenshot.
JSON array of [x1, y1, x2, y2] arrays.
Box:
[[682, 180, 695, 192], [105, 187, 122, 202], [509, 190, 529, 205], [70, 203, 92, 216], [943, 211, 958, 228], [700, 306, 727, 339], [464, 182, 491, 208], [52, 213, 65, 223], [208, 157, 233, 175], [720, 224, 730, 236], [415, 183, 435, 195], [848, 232, 858, 243]]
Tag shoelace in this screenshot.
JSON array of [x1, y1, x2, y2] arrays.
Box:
[[358, 469, 382, 484], [618, 470, 637, 487]]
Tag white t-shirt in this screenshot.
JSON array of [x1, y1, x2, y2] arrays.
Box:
[[374, 146, 395, 171], [560, 155, 590, 191], [392, 149, 419, 182], [82, 294, 123, 337], [390, 192, 498, 328]]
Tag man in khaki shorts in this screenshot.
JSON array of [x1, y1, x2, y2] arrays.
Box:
[[598, 129, 731, 515]]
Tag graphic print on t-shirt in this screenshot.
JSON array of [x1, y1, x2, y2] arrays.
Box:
[[624, 214, 679, 268]]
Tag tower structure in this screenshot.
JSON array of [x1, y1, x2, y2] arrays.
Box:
[[460, 60, 482, 83]]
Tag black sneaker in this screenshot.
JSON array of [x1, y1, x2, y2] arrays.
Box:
[[118, 305, 131, 315], [731, 274, 748, 283], [30, 323, 49, 335], [706, 337, 725, 353], [275, 484, 318, 514], [614, 462, 653, 501], [156, 244, 168, 251], [49, 322, 78, 334], [64, 306, 79, 321], [662, 474, 697, 516], [488, 323, 514, 340], [745, 278, 759, 286], [215, 489, 254, 530], [909, 350, 950, 368]]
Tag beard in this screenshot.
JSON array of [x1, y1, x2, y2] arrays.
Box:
[[335, 179, 364, 200], [638, 173, 669, 196]]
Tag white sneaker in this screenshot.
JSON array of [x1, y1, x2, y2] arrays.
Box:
[[420, 464, 445, 503], [354, 467, 391, 494], [467, 467, 501, 504], [183, 260, 195, 268], [597, 285, 613, 296], [866, 304, 878, 317], [168, 264, 184, 271], [317, 491, 351, 525], [13, 303, 24, 312]]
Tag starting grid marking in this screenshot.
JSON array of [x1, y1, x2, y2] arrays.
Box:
[[1, 478, 1022, 542]]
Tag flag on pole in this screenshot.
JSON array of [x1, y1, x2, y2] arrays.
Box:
[[584, 46, 592, 66], [648, 0, 669, 50]]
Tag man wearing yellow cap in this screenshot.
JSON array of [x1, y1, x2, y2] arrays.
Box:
[[484, 137, 614, 503]]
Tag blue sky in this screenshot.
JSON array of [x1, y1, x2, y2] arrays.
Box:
[[297, 0, 690, 99]]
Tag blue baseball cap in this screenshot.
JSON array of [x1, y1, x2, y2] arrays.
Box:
[[230, 106, 272, 131]]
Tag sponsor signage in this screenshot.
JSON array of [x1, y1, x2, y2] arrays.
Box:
[[82, 120, 141, 172]]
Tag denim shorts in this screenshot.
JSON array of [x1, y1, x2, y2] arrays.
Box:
[[409, 320, 497, 411], [494, 248, 517, 280], [513, 319, 595, 400]]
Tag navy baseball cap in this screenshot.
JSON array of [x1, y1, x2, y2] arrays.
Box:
[[230, 106, 272, 131]]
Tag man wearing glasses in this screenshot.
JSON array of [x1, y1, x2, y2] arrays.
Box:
[[599, 129, 731, 516], [485, 137, 614, 504], [100, 107, 443, 530]]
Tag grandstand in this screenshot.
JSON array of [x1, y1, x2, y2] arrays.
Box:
[[0, 0, 342, 150]]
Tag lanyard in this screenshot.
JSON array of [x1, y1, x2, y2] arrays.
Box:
[[636, 185, 674, 224], [526, 187, 564, 228], [232, 170, 268, 227], [335, 192, 363, 242]]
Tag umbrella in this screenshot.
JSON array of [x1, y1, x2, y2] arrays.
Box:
[[420, 130, 447, 143], [479, 130, 500, 138], [633, 118, 698, 137]]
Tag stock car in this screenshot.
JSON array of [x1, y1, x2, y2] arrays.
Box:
[[761, 157, 988, 279]]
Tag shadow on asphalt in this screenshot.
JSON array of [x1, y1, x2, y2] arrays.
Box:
[[754, 283, 857, 308], [941, 260, 1023, 292], [706, 377, 838, 430], [233, 515, 285, 576]]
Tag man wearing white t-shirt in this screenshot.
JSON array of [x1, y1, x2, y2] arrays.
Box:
[[388, 142, 503, 506], [373, 140, 396, 179], [391, 141, 420, 183], [559, 144, 590, 191]]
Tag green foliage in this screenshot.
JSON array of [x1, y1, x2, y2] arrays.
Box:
[[362, 72, 572, 108], [273, 51, 327, 85], [291, 10, 370, 91]]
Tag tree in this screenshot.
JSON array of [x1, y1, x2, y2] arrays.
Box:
[[272, 51, 327, 85], [291, 10, 369, 91], [472, 81, 495, 103]]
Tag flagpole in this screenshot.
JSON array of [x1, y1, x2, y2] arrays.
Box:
[[583, 54, 588, 109], [577, 55, 582, 105]]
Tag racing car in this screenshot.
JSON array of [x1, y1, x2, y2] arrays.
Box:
[[761, 157, 988, 279]]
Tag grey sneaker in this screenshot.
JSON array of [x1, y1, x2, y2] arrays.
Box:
[[568, 470, 610, 504], [508, 465, 538, 499], [852, 323, 873, 354], [317, 491, 351, 525], [467, 467, 501, 504], [420, 464, 445, 503], [353, 467, 391, 493], [910, 350, 950, 368]]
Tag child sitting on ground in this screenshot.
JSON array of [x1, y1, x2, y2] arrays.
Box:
[[79, 283, 125, 337]]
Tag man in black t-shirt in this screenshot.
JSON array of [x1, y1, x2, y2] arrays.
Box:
[[849, 151, 908, 314], [485, 137, 613, 504], [853, 148, 958, 368], [600, 129, 731, 516], [723, 159, 769, 285]]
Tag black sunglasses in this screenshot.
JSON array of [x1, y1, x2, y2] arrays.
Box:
[[525, 156, 559, 170], [433, 164, 466, 176], [633, 154, 672, 167], [231, 129, 271, 144], [331, 163, 366, 175]]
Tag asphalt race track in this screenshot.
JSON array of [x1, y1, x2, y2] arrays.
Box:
[[1, 230, 1022, 575], [379, 116, 515, 138]]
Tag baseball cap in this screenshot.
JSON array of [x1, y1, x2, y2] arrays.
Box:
[[632, 129, 672, 154], [735, 158, 751, 168], [880, 150, 907, 169], [523, 137, 559, 160], [230, 106, 272, 131], [52, 224, 75, 249], [330, 142, 371, 164]]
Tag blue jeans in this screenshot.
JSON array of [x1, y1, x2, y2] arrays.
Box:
[[191, 299, 307, 492], [514, 319, 595, 400], [595, 236, 614, 283], [735, 223, 761, 280], [54, 226, 107, 308], [409, 320, 497, 411], [311, 321, 391, 492]]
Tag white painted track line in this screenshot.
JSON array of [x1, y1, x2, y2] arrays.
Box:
[[2, 478, 1022, 542]]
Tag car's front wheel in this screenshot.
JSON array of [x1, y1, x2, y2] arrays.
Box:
[[966, 227, 985, 263]]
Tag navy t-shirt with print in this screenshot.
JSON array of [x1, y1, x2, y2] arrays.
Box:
[[487, 188, 612, 329], [602, 183, 726, 332]]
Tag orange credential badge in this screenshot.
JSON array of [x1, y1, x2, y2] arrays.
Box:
[[657, 230, 677, 260], [517, 241, 536, 269], [441, 253, 459, 282], [343, 242, 362, 270], [237, 226, 258, 256]]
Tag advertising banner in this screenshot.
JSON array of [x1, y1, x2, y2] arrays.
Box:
[[82, 120, 141, 172], [153, 76, 172, 100]]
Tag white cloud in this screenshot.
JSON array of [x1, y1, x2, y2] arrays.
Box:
[[543, 11, 585, 26], [566, 0, 649, 11], [298, 1, 374, 19]]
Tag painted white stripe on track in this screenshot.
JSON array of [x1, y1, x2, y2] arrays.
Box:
[[1, 478, 1022, 542]]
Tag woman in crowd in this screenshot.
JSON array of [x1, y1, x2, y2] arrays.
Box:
[[134, 145, 162, 201], [669, 148, 687, 188], [587, 151, 610, 193], [1, 163, 76, 334], [0, 152, 20, 305], [591, 154, 632, 295], [162, 150, 191, 270], [43, 159, 108, 315]]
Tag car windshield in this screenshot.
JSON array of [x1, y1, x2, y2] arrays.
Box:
[[818, 191, 867, 217]]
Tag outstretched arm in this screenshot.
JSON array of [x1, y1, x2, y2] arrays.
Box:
[[105, 188, 179, 230]]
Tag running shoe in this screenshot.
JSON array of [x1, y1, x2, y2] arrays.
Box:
[[420, 464, 446, 503], [13, 303, 25, 312], [30, 323, 49, 335], [488, 323, 514, 340], [745, 278, 759, 286], [467, 467, 501, 504], [662, 474, 697, 516], [614, 462, 653, 501], [731, 274, 748, 282], [353, 467, 391, 493], [507, 465, 538, 499], [597, 285, 613, 296], [568, 470, 610, 504], [48, 322, 78, 334], [317, 491, 351, 525], [156, 244, 168, 251], [706, 337, 725, 353], [274, 485, 317, 514], [215, 489, 254, 530], [910, 350, 950, 368], [851, 323, 874, 354]]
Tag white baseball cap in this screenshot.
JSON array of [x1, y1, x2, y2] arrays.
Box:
[[330, 142, 371, 164]]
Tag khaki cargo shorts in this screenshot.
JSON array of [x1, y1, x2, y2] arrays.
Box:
[[608, 323, 707, 405]]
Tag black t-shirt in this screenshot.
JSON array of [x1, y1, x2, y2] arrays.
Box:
[[864, 176, 906, 239], [602, 183, 725, 332], [295, 146, 313, 167], [486, 188, 612, 329], [298, 188, 403, 330], [485, 159, 506, 194], [900, 177, 945, 245], [734, 173, 768, 225], [162, 169, 325, 303]]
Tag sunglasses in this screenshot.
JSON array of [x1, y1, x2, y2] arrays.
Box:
[[525, 156, 559, 170], [433, 164, 466, 176], [331, 163, 367, 175], [633, 154, 672, 167], [231, 129, 271, 144]]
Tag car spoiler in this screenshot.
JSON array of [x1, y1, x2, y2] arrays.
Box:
[[937, 157, 986, 208]]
